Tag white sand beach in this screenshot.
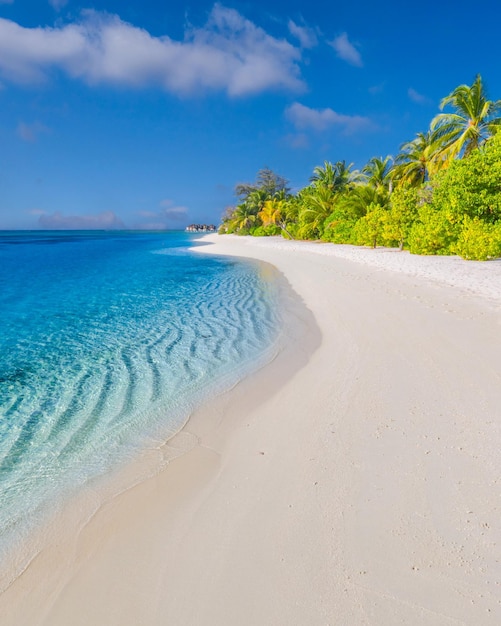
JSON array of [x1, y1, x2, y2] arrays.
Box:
[[1, 234, 501, 625]]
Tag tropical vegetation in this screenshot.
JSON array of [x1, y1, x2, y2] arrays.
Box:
[[219, 75, 501, 261]]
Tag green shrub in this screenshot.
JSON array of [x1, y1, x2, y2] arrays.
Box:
[[351, 204, 389, 248], [285, 223, 301, 240], [296, 221, 322, 240], [251, 225, 281, 237], [266, 224, 282, 236], [385, 184, 419, 249], [453, 218, 501, 260], [431, 133, 501, 224], [408, 206, 458, 255], [322, 212, 356, 243], [250, 226, 267, 237]]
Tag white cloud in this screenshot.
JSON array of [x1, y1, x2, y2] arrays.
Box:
[[0, 5, 304, 96], [284, 132, 309, 149], [0, 1, 14, 4], [49, 0, 68, 10], [38, 210, 124, 229], [135, 222, 170, 230], [134, 200, 189, 230], [329, 32, 362, 67], [159, 199, 189, 220], [287, 19, 317, 49], [286, 102, 373, 134], [368, 82, 384, 95], [17, 121, 50, 142], [162, 206, 188, 220], [408, 87, 432, 105]]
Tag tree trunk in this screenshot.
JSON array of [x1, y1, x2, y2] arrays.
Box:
[[280, 223, 295, 240]]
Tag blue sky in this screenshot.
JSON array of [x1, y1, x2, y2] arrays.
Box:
[[1, 0, 500, 229]]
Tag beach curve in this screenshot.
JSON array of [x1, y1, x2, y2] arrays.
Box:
[[1, 233, 500, 625]]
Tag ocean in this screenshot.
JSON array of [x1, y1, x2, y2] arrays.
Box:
[[0, 230, 281, 565]]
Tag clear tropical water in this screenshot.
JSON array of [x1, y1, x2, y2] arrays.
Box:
[[0, 231, 280, 557]]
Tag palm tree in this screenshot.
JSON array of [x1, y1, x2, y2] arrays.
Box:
[[230, 203, 259, 231], [362, 156, 393, 193], [310, 161, 336, 188], [431, 74, 501, 160], [258, 198, 295, 239], [393, 131, 441, 186], [297, 185, 336, 239], [245, 188, 269, 214], [310, 160, 361, 193], [339, 183, 390, 218]]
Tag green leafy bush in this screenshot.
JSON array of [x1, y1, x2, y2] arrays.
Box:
[[296, 221, 323, 240], [408, 206, 458, 255], [385, 184, 419, 249], [352, 204, 389, 248], [431, 133, 501, 223], [251, 225, 281, 237], [322, 211, 356, 243], [453, 218, 501, 260]]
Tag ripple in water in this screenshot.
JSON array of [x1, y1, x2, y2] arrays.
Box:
[[0, 231, 281, 561]]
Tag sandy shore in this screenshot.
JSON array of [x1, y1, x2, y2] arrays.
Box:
[[1, 235, 501, 625]]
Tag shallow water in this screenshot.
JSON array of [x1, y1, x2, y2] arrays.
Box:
[[0, 231, 280, 557]]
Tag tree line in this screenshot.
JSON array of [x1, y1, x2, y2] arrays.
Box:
[[219, 75, 501, 261]]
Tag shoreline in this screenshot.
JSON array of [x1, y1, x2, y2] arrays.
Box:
[[0, 249, 315, 591], [204, 236, 501, 305], [0, 238, 321, 622], [1, 234, 501, 624]]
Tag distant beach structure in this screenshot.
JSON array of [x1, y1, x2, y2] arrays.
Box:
[[185, 224, 217, 232]]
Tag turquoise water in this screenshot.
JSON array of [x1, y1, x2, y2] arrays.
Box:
[[0, 231, 280, 557]]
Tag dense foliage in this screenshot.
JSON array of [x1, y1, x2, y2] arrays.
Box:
[[220, 76, 501, 260]]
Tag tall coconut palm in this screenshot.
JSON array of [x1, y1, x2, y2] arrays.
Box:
[[393, 131, 441, 186], [297, 185, 336, 239], [362, 156, 394, 193], [258, 198, 295, 239], [339, 183, 390, 219], [431, 74, 501, 160], [230, 202, 259, 231], [310, 160, 361, 193], [249, 188, 270, 209]]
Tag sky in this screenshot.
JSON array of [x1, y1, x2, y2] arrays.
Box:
[[1, 0, 500, 230]]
